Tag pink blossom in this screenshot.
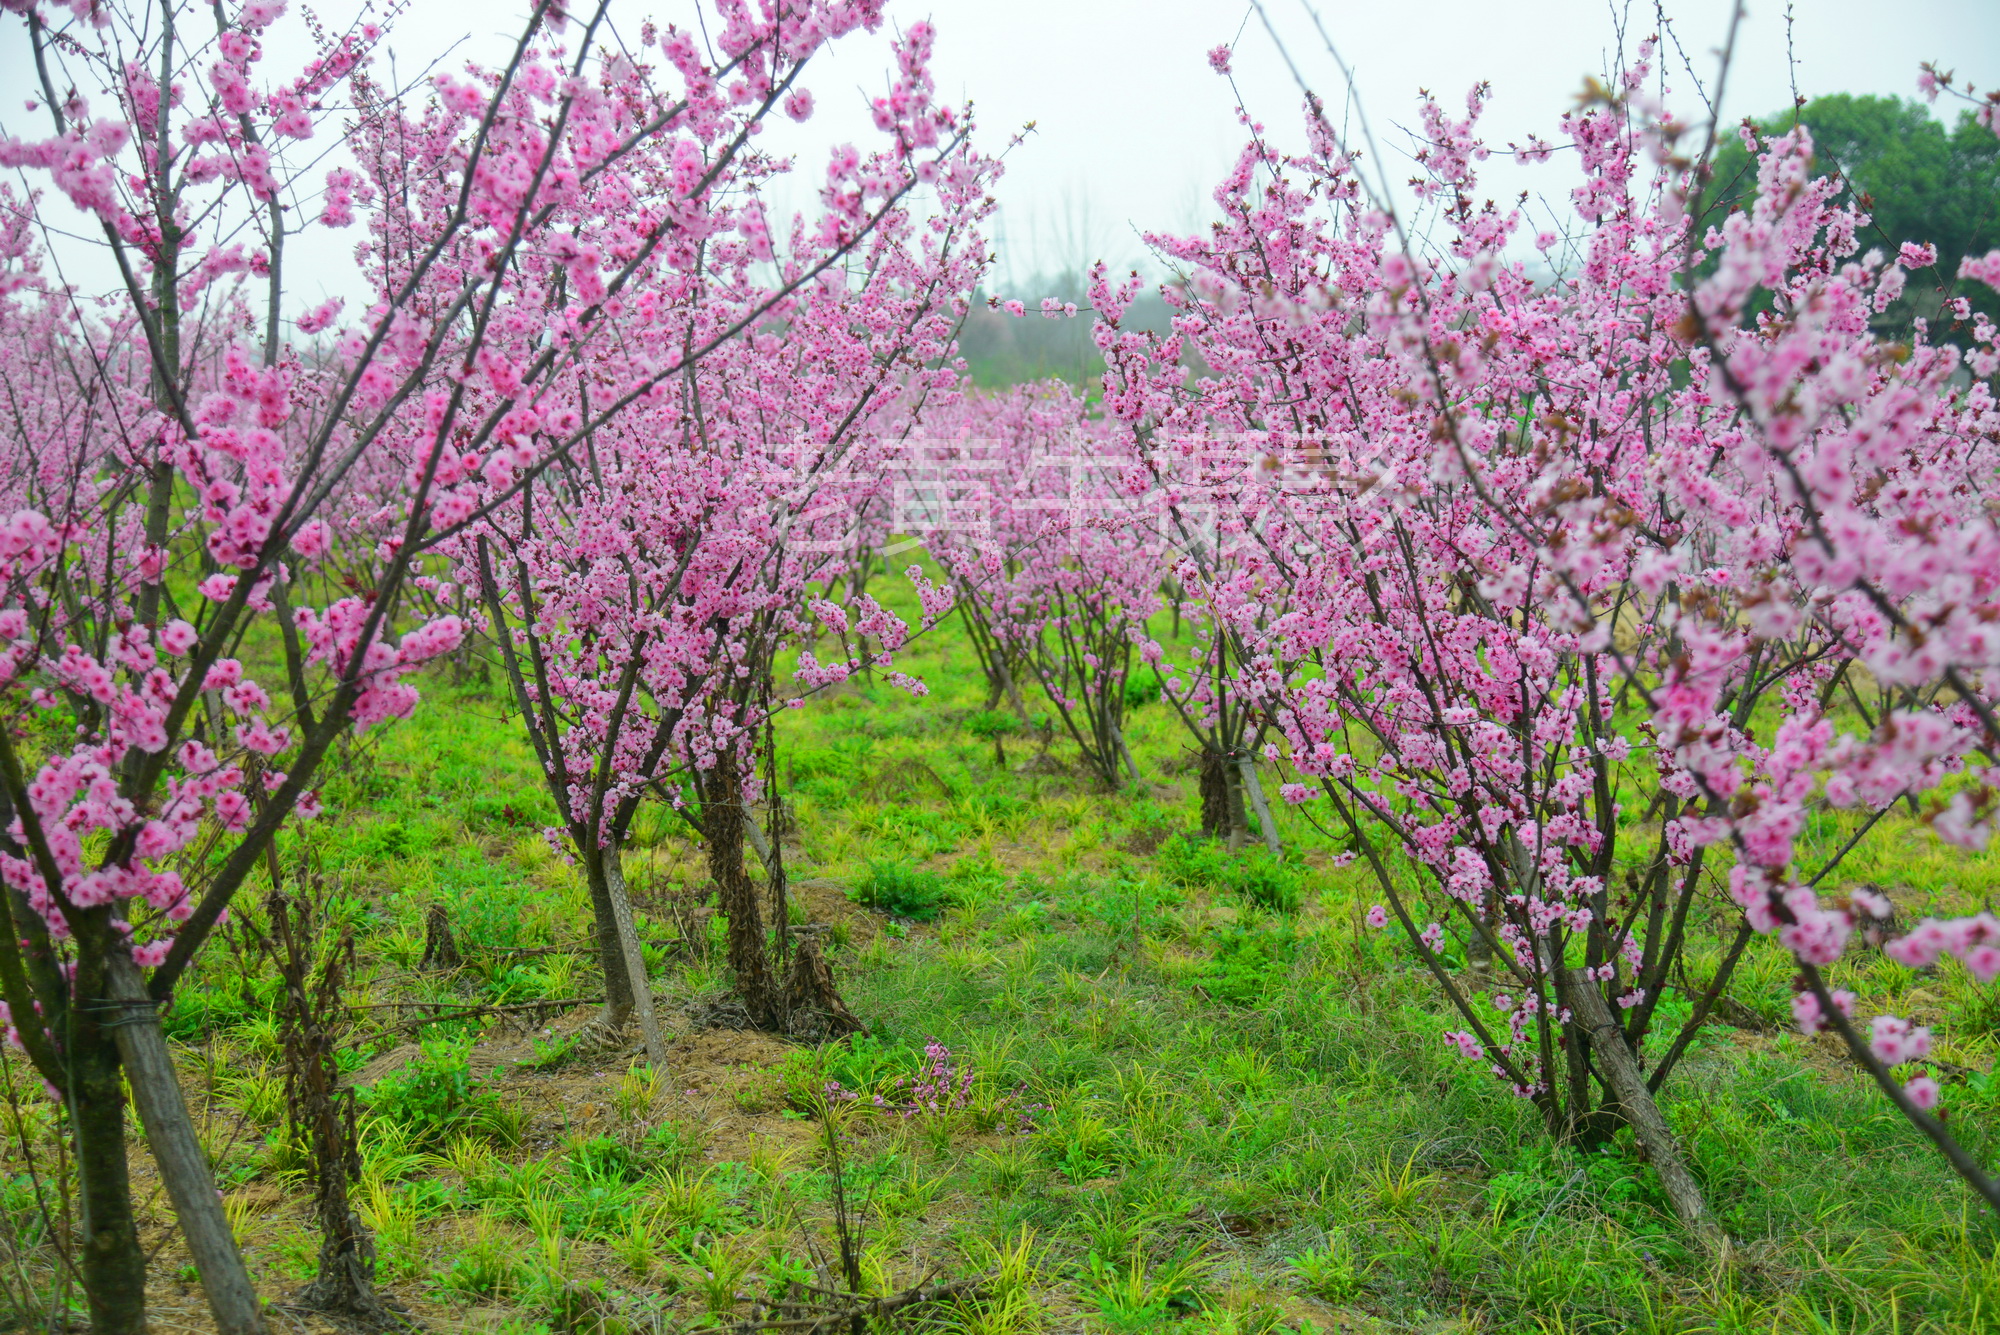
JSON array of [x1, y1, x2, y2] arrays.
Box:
[[131, 939, 174, 968], [1906, 1075, 1941, 1111], [1898, 241, 1938, 269]]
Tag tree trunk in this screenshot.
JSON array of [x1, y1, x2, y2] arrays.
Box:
[[1198, 746, 1231, 840], [1560, 1003, 1602, 1144], [765, 794, 790, 963], [106, 954, 268, 1334], [1560, 967, 1723, 1249], [780, 938, 864, 1043], [67, 984, 148, 1335], [602, 837, 668, 1071], [705, 751, 776, 1026], [744, 816, 775, 871], [581, 843, 637, 1039], [296, 1123, 389, 1321], [268, 891, 404, 1331], [1000, 664, 1029, 723], [1223, 755, 1249, 850], [418, 903, 461, 971], [296, 1203, 387, 1328], [959, 601, 1031, 724], [1236, 753, 1282, 855], [292, 1095, 398, 1327], [1113, 726, 1143, 787], [291, 1072, 400, 1328]]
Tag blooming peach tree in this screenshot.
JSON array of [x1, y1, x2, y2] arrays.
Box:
[[1094, 39, 2000, 1229]]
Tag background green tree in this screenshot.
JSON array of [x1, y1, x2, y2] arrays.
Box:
[[1697, 94, 2000, 342]]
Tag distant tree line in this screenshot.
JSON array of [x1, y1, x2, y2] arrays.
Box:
[[958, 277, 1176, 389], [1698, 93, 1999, 342]]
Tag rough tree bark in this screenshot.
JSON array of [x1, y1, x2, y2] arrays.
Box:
[[704, 750, 778, 1027], [70, 945, 148, 1335], [1223, 759, 1250, 851], [704, 749, 858, 1037], [417, 904, 461, 971], [1198, 746, 1232, 841], [268, 891, 405, 1330], [780, 937, 864, 1042]]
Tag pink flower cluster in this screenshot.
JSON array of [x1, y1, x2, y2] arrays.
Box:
[[824, 1038, 1040, 1131]]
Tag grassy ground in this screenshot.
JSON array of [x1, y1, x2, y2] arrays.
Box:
[[6, 590, 2000, 1334]]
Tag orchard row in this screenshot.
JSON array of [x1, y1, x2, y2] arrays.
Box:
[[1, 0, 1997, 1329]]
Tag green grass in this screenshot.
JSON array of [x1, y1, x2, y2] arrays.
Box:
[[6, 582, 2000, 1334]]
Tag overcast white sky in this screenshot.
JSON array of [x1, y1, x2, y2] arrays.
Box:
[[4, 0, 1996, 305], [882, 0, 2000, 286]]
